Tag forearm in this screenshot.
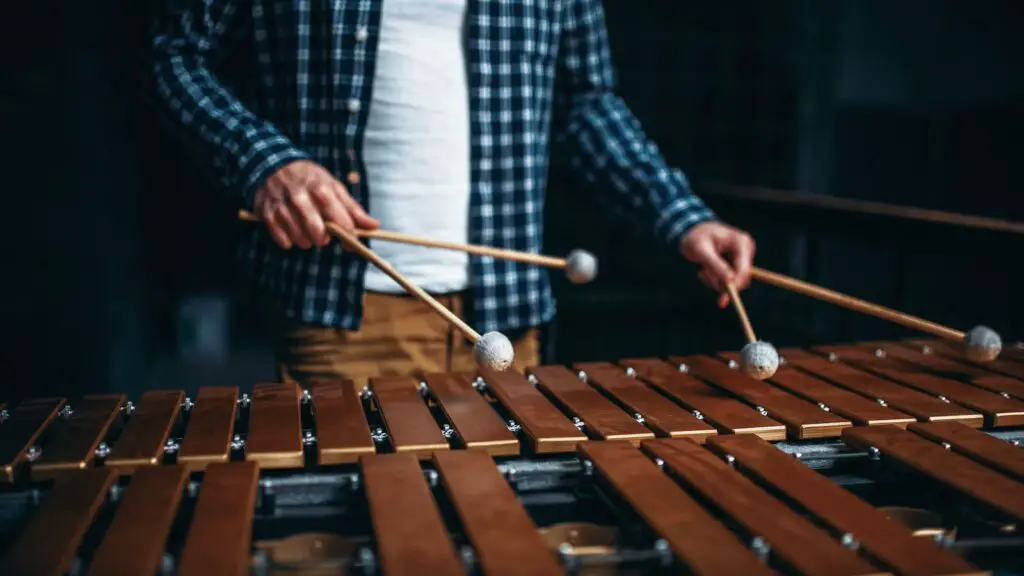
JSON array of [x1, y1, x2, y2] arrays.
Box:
[[151, 3, 308, 203], [561, 92, 716, 247]]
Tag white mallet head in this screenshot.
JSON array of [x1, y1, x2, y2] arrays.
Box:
[[739, 341, 780, 380], [963, 325, 1001, 362], [565, 250, 598, 284], [474, 331, 515, 372]]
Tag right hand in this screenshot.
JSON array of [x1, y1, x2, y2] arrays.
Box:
[[254, 160, 379, 249]]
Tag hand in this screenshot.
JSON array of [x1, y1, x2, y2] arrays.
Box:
[[253, 160, 379, 249], [679, 221, 756, 308]]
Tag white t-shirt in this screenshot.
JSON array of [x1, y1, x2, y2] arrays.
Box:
[[361, 0, 472, 294]]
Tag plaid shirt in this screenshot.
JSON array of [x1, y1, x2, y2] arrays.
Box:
[[151, 0, 716, 333]]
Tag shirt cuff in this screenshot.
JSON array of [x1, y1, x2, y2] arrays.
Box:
[[655, 197, 717, 248], [238, 134, 312, 207], [652, 168, 717, 247]]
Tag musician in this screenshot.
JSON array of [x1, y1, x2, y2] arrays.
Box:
[[151, 0, 756, 386]]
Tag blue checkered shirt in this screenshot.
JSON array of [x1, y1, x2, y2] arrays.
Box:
[[152, 0, 716, 333]]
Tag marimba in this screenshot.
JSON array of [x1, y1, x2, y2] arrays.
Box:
[[2, 339, 1023, 575]]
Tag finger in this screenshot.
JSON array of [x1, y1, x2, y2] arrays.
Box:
[[285, 187, 325, 246], [308, 184, 349, 246], [338, 189, 379, 230], [317, 182, 357, 235], [699, 269, 730, 309], [262, 204, 293, 249], [694, 243, 736, 291], [277, 204, 312, 249], [729, 233, 756, 290]]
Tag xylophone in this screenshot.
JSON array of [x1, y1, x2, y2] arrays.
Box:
[[2, 339, 1024, 575]]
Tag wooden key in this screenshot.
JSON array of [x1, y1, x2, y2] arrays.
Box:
[[32, 394, 124, 481], [621, 358, 785, 440], [177, 387, 238, 471], [707, 434, 983, 576], [423, 373, 519, 456], [0, 397, 66, 483], [579, 441, 775, 575], [914, 339, 1024, 379], [528, 365, 654, 444], [476, 368, 586, 454], [362, 453, 463, 575], [782, 353, 983, 426], [843, 426, 1024, 520], [106, 390, 183, 474], [246, 383, 304, 468], [2, 468, 117, 576], [642, 438, 884, 576], [903, 340, 1024, 398], [310, 380, 375, 465], [825, 345, 1024, 427], [371, 376, 449, 458], [674, 355, 852, 439], [178, 462, 260, 576], [86, 465, 189, 576], [433, 450, 562, 576], [908, 421, 1024, 482], [731, 350, 915, 428], [574, 363, 716, 442]]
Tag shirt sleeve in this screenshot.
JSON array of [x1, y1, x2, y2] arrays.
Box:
[[553, 0, 716, 248], [151, 0, 310, 205]]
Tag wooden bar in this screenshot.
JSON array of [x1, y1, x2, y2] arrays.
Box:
[[824, 345, 1024, 427], [310, 380, 376, 465], [106, 390, 183, 474], [579, 441, 774, 575], [674, 355, 852, 439], [86, 465, 189, 576], [371, 376, 449, 458], [707, 434, 983, 576], [1003, 342, 1024, 362], [908, 421, 1024, 482], [362, 453, 463, 575], [246, 382, 304, 468], [916, 339, 1024, 380], [177, 387, 238, 471], [903, 339, 1024, 397], [433, 450, 562, 576], [178, 462, 260, 576], [477, 368, 587, 454], [528, 365, 654, 444], [423, 373, 519, 456], [642, 438, 884, 576], [574, 362, 716, 442], [781, 353, 983, 426], [843, 426, 1024, 520], [32, 394, 124, 480], [621, 358, 785, 440], [0, 397, 66, 483], [1, 468, 117, 576], [726, 350, 915, 428]]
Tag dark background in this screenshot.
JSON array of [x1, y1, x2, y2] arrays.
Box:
[[2, 0, 1022, 400]]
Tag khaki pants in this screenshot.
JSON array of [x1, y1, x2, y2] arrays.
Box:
[[276, 292, 540, 389]]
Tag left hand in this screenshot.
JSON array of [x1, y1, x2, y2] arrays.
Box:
[[679, 221, 756, 308]]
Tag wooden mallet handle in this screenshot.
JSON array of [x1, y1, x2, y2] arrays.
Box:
[[725, 284, 757, 343], [751, 267, 964, 341], [316, 220, 482, 342], [238, 209, 566, 269]]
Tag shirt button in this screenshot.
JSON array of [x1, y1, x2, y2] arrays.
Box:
[[347, 98, 361, 113], [354, 27, 369, 42], [347, 171, 361, 185]]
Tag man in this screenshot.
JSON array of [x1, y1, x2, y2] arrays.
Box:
[[151, 0, 755, 387]]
